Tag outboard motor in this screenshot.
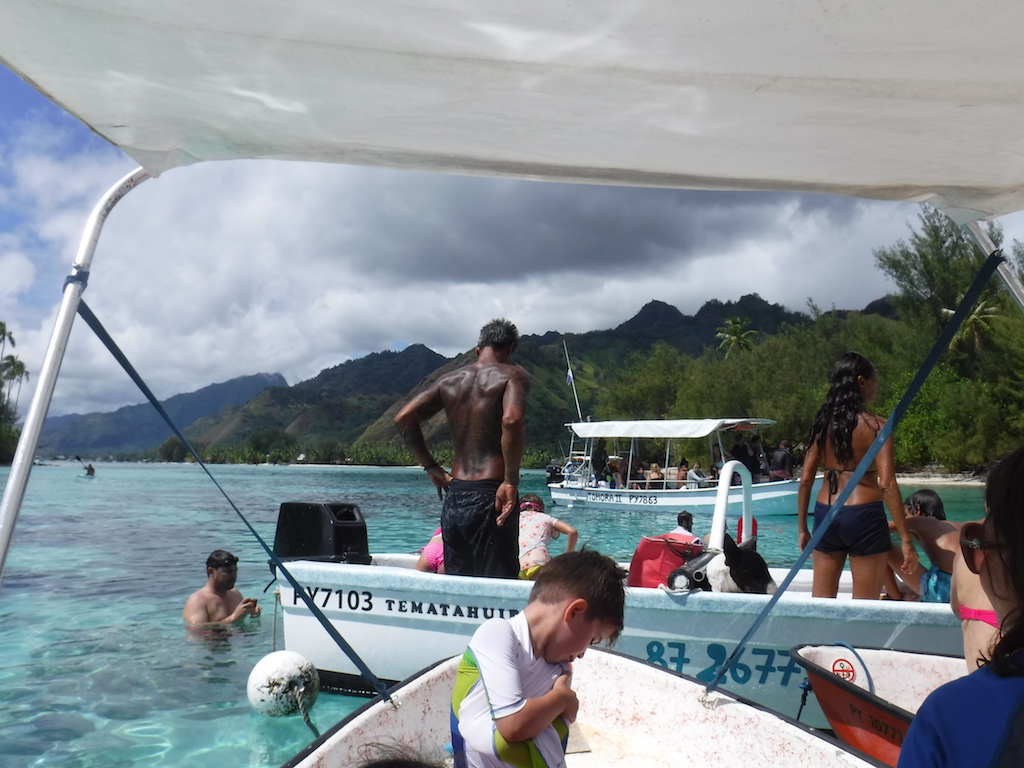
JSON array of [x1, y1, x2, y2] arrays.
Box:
[[667, 550, 720, 591], [667, 536, 761, 591], [270, 502, 372, 577]]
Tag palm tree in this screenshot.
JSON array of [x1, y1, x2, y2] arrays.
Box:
[[940, 294, 998, 357], [716, 317, 757, 358], [2, 355, 20, 406], [0, 321, 13, 362], [5, 358, 28, 413]]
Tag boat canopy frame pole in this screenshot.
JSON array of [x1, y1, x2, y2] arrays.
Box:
[[707, 460, 752, 551], [0, 167, 150, 583], [964, 221, 1024, 313], [663, 440, 670, 489]]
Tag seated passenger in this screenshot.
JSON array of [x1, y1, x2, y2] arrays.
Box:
[[884, 491, 957, 602], [626, 510, 704, 588], [686, 461, 708, 489], [671, 511, 703, 545], [646, 463, 665, 489], [675, 459, 690, 489], [415, 527, 445, 573]]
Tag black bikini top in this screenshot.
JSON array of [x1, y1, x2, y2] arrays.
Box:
[[823, 465, 876, 501]]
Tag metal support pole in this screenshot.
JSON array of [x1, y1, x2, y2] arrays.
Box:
[[965, 220, 1024, 313], [562, 340, 583, 421], [0, 167, 149, 583]]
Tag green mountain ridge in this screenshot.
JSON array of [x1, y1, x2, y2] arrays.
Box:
[[187, 344, 450, 448], [358, 294, 814, 451], [44, 294, 841, 457], [40, 372, 288, 455]]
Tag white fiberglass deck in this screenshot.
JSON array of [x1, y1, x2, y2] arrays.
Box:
[[279, 557, 961, 729], [292, 651, 880, 768]]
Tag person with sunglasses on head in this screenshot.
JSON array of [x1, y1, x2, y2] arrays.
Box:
[[950, 522, 1000, 673], [183, 550, 261, 625], [898, 446, 1024, 768], [797, 352, 918, 598]]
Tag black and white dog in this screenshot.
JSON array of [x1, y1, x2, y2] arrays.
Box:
[[667, 533, 777, 594]]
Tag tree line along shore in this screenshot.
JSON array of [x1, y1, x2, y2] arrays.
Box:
[[8, 207, 1024, 473]]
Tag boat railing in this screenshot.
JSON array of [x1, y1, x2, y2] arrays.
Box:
[[707, 460, 752, 551], [557, 468, 725, 492], [558, 453, 591, 487]]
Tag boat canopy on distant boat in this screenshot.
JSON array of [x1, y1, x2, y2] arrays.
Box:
[[549, 417, 801, 513], [568, 418, 775, 440]]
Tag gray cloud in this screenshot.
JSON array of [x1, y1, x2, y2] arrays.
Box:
[[313, 169, 869, 283], [6, 75, 1024, 419]]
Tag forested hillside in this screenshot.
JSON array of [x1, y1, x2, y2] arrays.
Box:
[[39, 373, 288, 455], [51, 206, 1024, 473], [160, 293, 811, 465], [586, 209, 1024, 470], [357, 293, 812, 452]]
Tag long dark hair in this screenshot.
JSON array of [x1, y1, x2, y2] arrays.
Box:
[[806, 352, 875, 465], [985, 445, 1024, 676], [905, 489, 946, 520]]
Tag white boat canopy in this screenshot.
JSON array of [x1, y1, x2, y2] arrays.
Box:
[[568, 419, 775, 440], [4, 1, 1024, 221]]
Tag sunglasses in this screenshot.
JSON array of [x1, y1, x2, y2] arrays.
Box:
[[960, 521, 1003, 575]]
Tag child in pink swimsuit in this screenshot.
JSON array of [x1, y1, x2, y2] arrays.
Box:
[[415, 527, 445, 573], [517, 494, 578, 579]]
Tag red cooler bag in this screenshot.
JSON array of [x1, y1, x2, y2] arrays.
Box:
[[626, 534, 704, 588]]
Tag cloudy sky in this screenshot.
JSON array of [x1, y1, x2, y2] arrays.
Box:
[[3, 61, 1024, 420]]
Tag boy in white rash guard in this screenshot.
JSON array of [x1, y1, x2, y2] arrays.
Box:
[[451, 550, 626, 768]]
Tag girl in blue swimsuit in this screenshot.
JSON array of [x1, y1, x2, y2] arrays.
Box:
[[796, 352, 919, 598]]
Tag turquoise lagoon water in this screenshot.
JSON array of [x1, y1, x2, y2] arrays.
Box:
[[0, 462, 985, 767]]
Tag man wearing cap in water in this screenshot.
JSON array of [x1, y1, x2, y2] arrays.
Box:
[[182, 550, 261, 625]]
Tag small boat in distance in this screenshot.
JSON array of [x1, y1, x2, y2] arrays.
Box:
[[548, 418, 800, 513], [791, 644, 966, 768], [287, 649, 884, 768]]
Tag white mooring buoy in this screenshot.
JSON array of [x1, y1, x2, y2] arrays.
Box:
[[247, 650, 321, 719]]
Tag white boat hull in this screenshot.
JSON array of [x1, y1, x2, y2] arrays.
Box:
[[289, 649, 882, 768], [548, 477, 800, 513], [278, 557, 962, 730]]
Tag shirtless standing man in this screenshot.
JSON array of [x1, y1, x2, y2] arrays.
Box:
[[394, 318, 530, 578], [182, 550, 261, 625]]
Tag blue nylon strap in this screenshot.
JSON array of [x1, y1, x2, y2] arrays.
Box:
[[75, 299, 391, 702], [704, 245, 1005, 695], [64, 269, 90, 290]]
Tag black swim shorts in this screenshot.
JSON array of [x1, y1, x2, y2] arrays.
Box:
[[441, 479, 520, 578], [813, 500, 891, 557]]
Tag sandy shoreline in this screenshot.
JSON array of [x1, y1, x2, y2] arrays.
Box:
[[897, 472, 985, 487]]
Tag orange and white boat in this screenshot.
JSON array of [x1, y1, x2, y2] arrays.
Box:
[[791, 644, 965, 768]]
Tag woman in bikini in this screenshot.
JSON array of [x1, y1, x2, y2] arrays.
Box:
[[796, 352, 918, 598], [950, 528, 1000, 672], [899, 445, 1024, 766]]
